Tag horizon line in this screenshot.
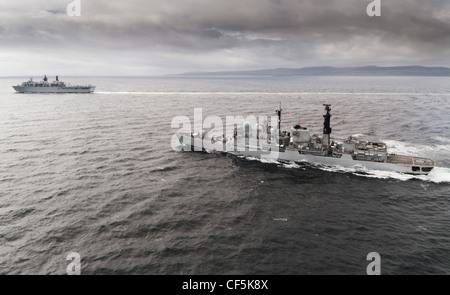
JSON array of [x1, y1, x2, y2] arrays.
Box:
[[2, 65, 450, 78]]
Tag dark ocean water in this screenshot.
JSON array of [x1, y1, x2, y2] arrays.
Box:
[[0, 76, 449, 275]]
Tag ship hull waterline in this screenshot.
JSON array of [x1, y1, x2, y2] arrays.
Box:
[[177, 134, 435, 176], [13, 86, 95, 93]]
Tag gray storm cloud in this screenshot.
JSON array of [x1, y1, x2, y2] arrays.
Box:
[[0, 0, 449, 75]]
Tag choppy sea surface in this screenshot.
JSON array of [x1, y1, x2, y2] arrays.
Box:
[[0, 76, 449, 275]]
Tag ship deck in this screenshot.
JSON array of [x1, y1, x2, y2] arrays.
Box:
[[388, 154, 436, 166]]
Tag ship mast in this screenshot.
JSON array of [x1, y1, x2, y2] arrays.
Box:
[[322, 104, 332, 147], [275, 103, 282, 138]]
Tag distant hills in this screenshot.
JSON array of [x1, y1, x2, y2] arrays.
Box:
[[173, 66, 450, 77]]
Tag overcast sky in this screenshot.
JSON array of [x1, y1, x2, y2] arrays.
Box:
[[0, 0, 449, 76]]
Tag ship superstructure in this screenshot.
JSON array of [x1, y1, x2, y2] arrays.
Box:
[[13, 76, 95, 93]]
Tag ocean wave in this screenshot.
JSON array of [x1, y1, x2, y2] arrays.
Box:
[[433, 136, 450, 144], [383, 139, 450, 155], [239, 154, 450, 183], [317, 165, 450, 183]]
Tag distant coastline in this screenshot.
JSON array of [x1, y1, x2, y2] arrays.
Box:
[[171, 66, 450, 77]]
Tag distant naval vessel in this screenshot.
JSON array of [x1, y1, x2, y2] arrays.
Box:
[[176, 104, 437, 175], [13, 76, 95, 93]]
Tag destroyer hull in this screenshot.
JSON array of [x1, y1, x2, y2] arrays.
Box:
[[13, 86, 95, 93], [177, 134, 436, 175]]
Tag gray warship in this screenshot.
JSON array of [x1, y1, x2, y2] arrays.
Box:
[[13, 75, 95, 93], [176, 104, 437, 175]]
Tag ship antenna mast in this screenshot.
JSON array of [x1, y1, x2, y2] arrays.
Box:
[[322, 104, 332, 147], [275, 102, 282, 138]]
